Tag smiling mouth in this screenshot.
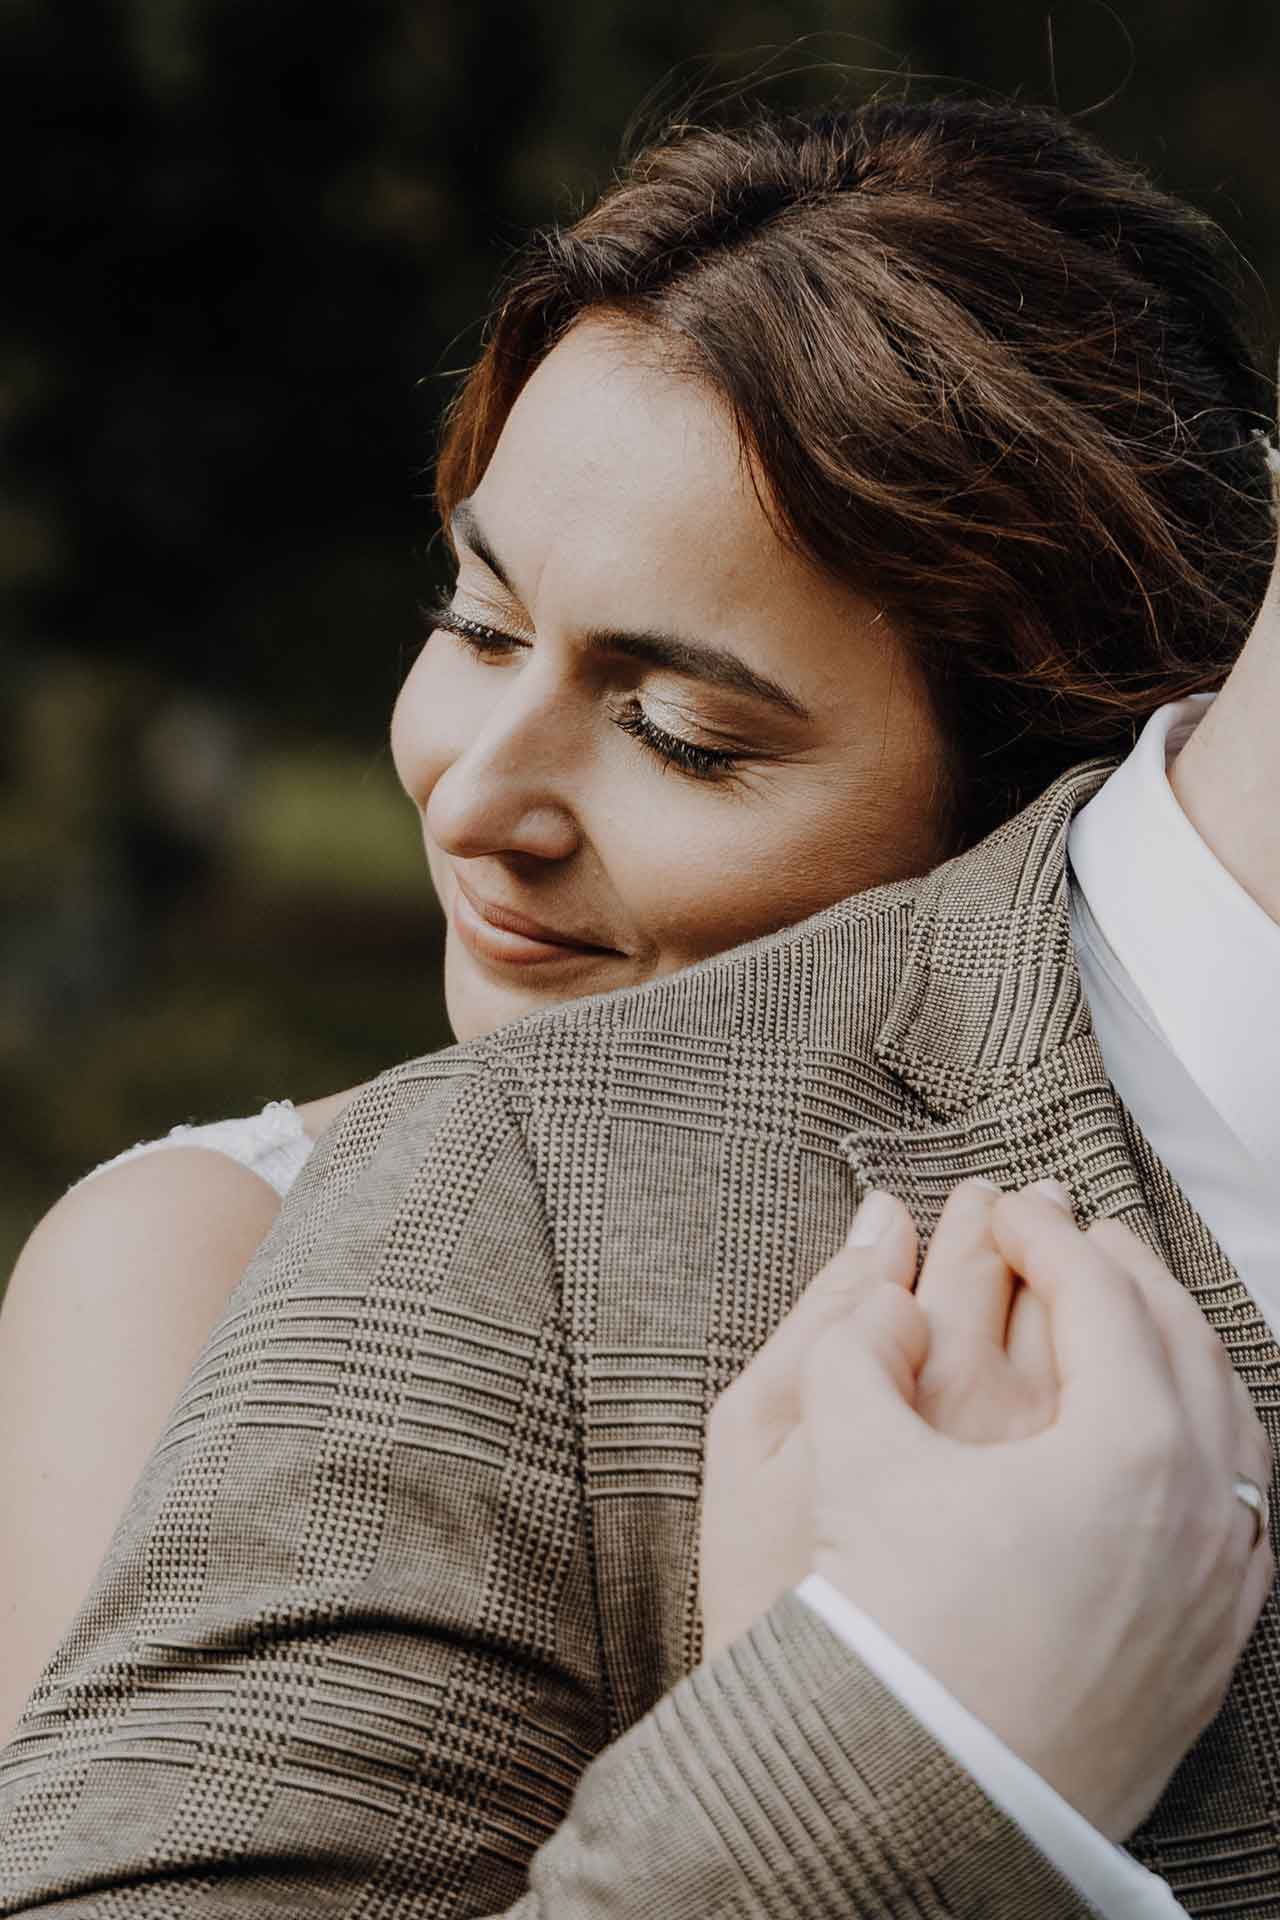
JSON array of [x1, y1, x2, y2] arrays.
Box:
[[450, 874, 623, 969]]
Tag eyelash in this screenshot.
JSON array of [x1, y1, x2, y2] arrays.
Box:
[[419, 594, 744, 782]]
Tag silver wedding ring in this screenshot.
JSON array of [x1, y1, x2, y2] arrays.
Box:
[[1233, 1475, 1269, 1553]]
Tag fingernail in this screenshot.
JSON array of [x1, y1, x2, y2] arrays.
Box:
[[967, 1176, 1000, 1194], [848, 1190, 897, 1247], [1031, 1177, 1073, 1213]]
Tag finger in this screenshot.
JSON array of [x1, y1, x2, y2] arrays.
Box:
[[802, 1283, 935, 1478], [915, 1178, 1013, 1347], [989, 1185, 1175, 1418], [1085, 1217, 1261, 1484], [1004, 1281, 1056, 1403], [821, 1189, 919, 1297], [1081, 1219, 1275, 1560], [1232, 1524, 1276, 1661], [716, 1190, 918, 1452], [1229, 1369, 1274, 1493]]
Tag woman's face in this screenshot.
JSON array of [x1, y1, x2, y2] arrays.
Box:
[[392, 317, 951, 1043]]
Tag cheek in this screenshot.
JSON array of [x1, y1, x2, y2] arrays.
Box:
[[619, 764, 939, 971], [604, 792, 845, 970]]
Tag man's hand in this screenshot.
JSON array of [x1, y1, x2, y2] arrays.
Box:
[[699, 1179, 1274, 1844], [700, 1177, 1058, 1660]]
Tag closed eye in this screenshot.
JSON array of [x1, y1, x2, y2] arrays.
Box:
[[612, 704, 743, 779], [421, 593, 746, 781], [420, 594, 526, 658]]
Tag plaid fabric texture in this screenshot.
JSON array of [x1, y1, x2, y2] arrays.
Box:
[[1, 751, 1277, 1916]]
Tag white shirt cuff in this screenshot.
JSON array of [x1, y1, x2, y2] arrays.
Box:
[[794, 1573, 1188, 1919]]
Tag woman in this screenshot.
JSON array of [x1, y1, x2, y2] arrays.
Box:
[[2, 90, 1278, 1912]]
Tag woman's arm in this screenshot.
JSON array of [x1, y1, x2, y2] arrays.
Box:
[[0, 1149, 282, 1740], [0, 1078, 370, 1743]]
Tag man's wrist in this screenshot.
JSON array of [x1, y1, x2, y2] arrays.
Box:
[[794, 1575, 1187, 1919], [539, 1587, 1096, 1917]]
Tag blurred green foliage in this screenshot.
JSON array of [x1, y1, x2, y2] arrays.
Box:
[[2, 0, 1278, 1277]]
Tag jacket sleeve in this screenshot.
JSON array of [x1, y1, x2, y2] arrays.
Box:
[[518, 1588, 1104, 1918], [0, 1062, 1098, 1919]]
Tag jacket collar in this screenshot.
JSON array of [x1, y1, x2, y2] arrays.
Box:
[[873, 755, 1122, 1119]]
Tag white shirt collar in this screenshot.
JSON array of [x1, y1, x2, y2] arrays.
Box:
[[1066, 692, 1280, 1179]]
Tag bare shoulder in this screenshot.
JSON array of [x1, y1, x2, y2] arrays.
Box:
[[12, 1145, 283, 1299], [8, 1082, 370, 1305], [293, 1081, 372, 1142]]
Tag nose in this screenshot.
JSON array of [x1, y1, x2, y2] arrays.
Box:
[[425, 668, 582, 865]]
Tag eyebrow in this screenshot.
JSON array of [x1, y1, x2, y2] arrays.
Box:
[[449, 497, 812, 722]]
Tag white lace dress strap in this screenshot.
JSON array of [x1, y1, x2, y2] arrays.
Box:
[[71, 1099, 317, 1201]]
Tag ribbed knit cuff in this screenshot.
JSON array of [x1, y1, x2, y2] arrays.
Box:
[[527, 1589, 1098, 1918]]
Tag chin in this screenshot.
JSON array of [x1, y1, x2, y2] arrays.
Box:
[[444, 939, 647, 1044], [446, 981, 569, 1045], [443, 950, 576, 1044]]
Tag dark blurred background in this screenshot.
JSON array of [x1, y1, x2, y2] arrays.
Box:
[[3, 0, 1278, 1276]]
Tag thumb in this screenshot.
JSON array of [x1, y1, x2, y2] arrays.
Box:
[[732, 1190, 919, 1451], [796, 1189, 919, 1318], [801, 1283, 935, 1483]]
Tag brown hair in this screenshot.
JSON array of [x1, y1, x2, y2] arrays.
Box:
[[434, 92, 1278, 852]]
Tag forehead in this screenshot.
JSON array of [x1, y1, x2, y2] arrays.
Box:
[[466, 318, 878, 697], [471, 319, 765, 605]]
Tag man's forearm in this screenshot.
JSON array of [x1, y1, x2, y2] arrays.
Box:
[[518, 1592, 1093, 1919]]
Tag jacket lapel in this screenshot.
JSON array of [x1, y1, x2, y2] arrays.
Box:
[[840, 1023, 1280, 1417], [835, 748, 1280, 1383], [837, 756, 1159, 1246], [838, 753, 1280, 1902]]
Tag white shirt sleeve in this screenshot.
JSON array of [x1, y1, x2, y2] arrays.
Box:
[[792, 1574, 1188, 1916]]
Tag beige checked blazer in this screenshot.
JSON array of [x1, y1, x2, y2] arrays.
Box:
[[2, 753, 1279, 1917]]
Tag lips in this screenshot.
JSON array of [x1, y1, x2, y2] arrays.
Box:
[[450, 871, 622, 969]]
